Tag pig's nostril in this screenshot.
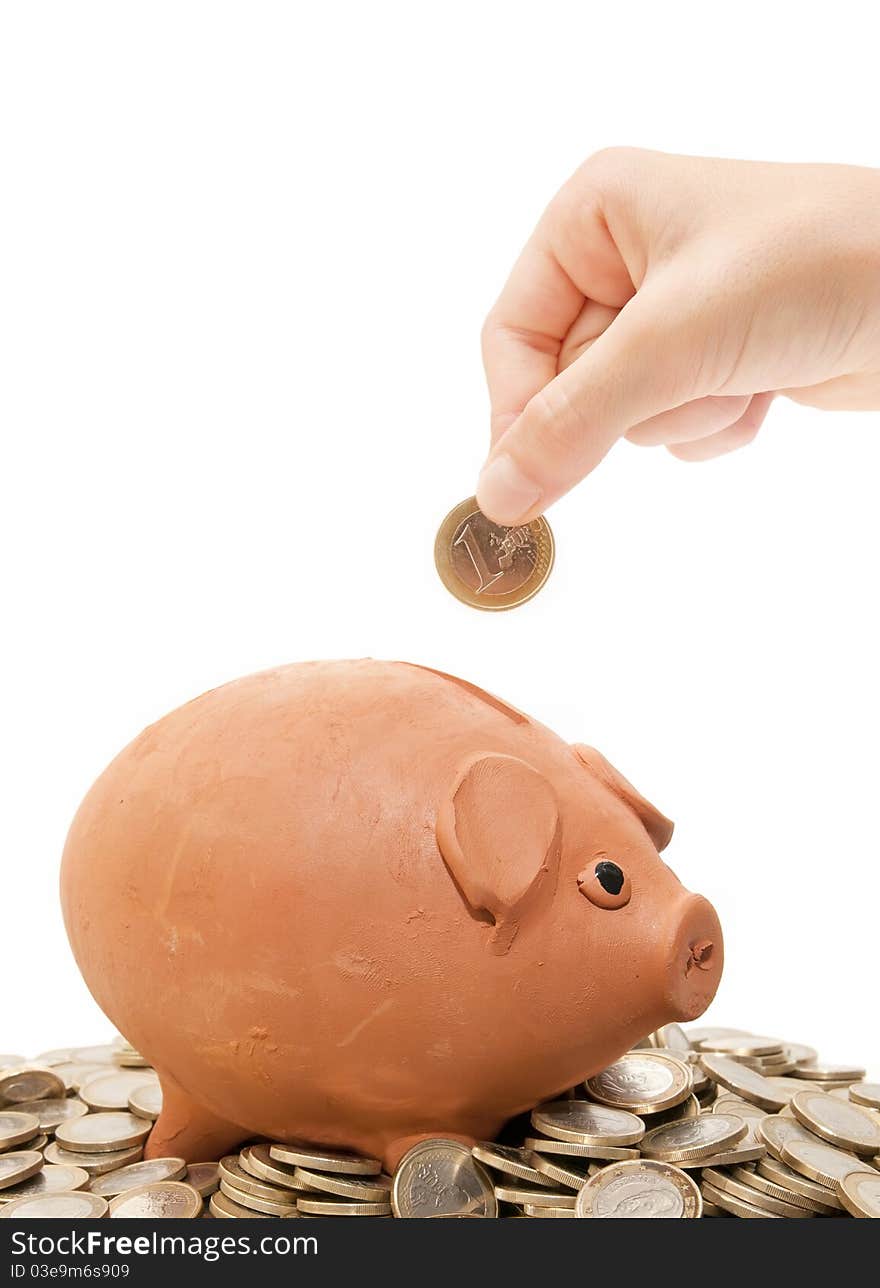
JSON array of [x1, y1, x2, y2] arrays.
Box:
[[688, 939, 714, 972]]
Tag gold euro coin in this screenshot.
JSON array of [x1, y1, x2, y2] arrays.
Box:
[[523, 1136, 638, 1161], [791, 1061, 866, 1082], [0, 1152, 43, 1191], [757, 1156, 843, 1210], [434, 497, 554, 611], [127, 1083, 163, 1121], [43, 1141, 142, 1174], [585, 1051, 692, 1115], [0, 1113, 40, 1151], [640, 1114, 747, 1163], [471, 1143, 556, 1188], [528, 1152, 591, 1190], [268, 1143, 380, 1176], [837, 1169, 880, 1218], [241, 1144, 311, 1190], [734, 1164, 833, 1214], [8, 1099, 87, 1132], [848, 1084, 880, 1110], [493, 1184, 575, 1208], [56, 1111, 152, 1153], [0, 1068, 65, 1107], [391, 1139, 497, 1218], [90, 1157, 186, 1197], [700, 1180, 779, 1219], [0, 1191, 108, 1219], [109, 1181, 203, 1218], [219, 1154, 298, 1203], [575, 1159, 702, 1218], [184, 1163, 220, 1198], [675, 1144, 764, 1170], [790, 1089, 880, 1157], [0, 1164, 90, 1204], [697, 1035, 782, 1058], [757, 1115, 816, 1161], [521, 1203, 575, 1217], [530, 1101, 645, 1147], [80, 1070, 158, 1112], [701, 1166, 811, 1218], [218, 1179, 298, 1216], [292, 1166, 391, 1202], [780, 1135, 869, 1189], [699, 1054, 787, 1112], [296, 1196, 389, 1216], [210, 1190, 270, 1218]]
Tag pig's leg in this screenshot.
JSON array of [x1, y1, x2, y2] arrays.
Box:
[[145, 1072, 246, 1162]]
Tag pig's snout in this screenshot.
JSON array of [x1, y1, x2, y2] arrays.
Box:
[[664, 894, 723, 1021]]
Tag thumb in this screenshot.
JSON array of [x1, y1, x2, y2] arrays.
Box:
[[476, 275, 706, 524]]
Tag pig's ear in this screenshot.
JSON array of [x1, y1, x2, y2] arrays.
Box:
[[573, 744, 674, 852], [436, 753, 560, 951]]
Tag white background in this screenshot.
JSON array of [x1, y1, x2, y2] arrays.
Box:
[[2, 2, 877, 1076]]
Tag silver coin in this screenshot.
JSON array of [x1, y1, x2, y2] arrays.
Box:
[[8, 1099, 88, 1132], [392, 1139, 497, 1217], [0, 1191, 108, 1219], [90, 1157, 186, 1197]]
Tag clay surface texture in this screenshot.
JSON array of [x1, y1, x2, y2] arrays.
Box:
[[61, 660, 722, 1167]]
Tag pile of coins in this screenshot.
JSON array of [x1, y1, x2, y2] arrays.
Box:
[[2, 1026, 878, 1218]]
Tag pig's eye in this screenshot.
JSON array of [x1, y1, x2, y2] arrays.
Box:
[[577, 860, 632, 910]]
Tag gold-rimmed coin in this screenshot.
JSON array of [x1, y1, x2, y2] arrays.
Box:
[[90, 1157, 186, 1197], [780, 1135, 869, 1189], [757, 1156, 842, 1210], [792, 1062, 866, 1082], [241, 1145, 311, 1190], [521, 1203, 575, 1218], [210, 1190, 270, 1218], [0, 1152, 43, 1191], [109, 1181, 202, 1218], [701, 1167, 811, 1218], [471, 1143, 556, 1188], [837, 1170, 880, 1218], [392, 1139, 497, 1218], [292, 1167, 391, 1202], [184, 1163, 220, 1198], [219, 1155, 297, 1203], [0, 1068, 65, 1107], [434, 497, 554, 612], [296, 1196, 389, 1216], [757, 1115, 816, 1161], [698, 1035, 783, 1058], [80, 1070, 158, 1112], [43, 1141, 142, 1174], [55, 1112, 151, 1153], [699, 1054, 787, 1112], [523, 1136, 639, 1161], [494, 1184, 575, 1208], [700, 1180, 779, 1219], [785, 1043, 819, 1067], [575, 1159, 701, 1218], [585, 1051, 692, 1115], [790, 1089, 880, 1157], [0, 1192, 108, 1219], [127, 1083, 162, 1121], [19, 1134, 48, 1153], [0, 1113, 40, 1151], [218, 1179, 298, 1217], [849, 1084, 880, 1110], [675, 1144, 764, 1169], [8, 1099, 88, 1132], [685, 1027, 750, 1045], [0, 1164, 90, 1204], [267, 1144, 380, 1176], [652, 1024, 691, 1053], [733, 1164, 832, 1214], [528, 1153, 590, 1190], [530, 1101, 645, 1147], [639, 1114, 746, 1163]]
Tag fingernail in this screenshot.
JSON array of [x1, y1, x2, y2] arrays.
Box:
[[476, 453, 542, 525]]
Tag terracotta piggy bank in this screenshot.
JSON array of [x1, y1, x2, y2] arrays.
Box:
[[61, 660, 722, 1167]]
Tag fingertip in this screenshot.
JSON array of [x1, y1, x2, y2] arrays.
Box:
[[476, 452, 543, 526]]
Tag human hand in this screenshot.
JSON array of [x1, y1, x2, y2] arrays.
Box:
[[477, 149, 880, 523]]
